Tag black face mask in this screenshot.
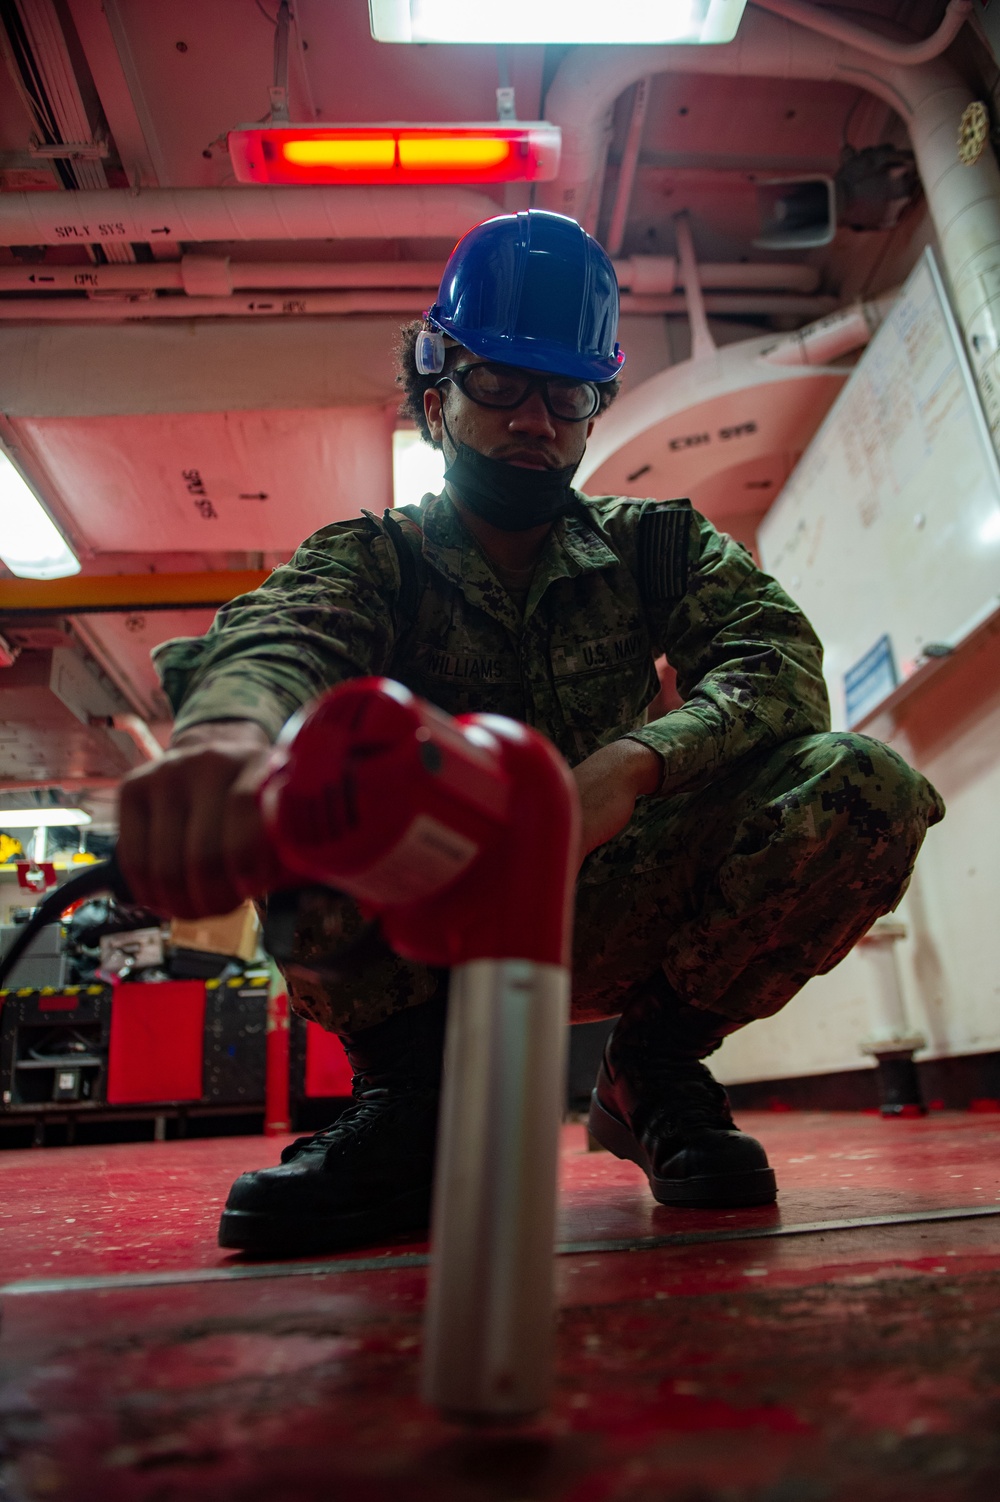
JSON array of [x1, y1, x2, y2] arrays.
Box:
[[441, 413, 580, 532]]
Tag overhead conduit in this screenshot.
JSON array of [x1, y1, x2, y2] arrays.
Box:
[[0, 254, 822, 295], [0, 252, 828, 319], [537, 2, 1000, 442], [0, 290, 834, 321]]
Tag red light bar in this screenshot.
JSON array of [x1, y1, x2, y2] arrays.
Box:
[[228, 124, 561, 186]]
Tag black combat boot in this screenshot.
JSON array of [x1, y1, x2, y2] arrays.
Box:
[[588, 977, 777, 1208], [218, 994, 448, 1254]]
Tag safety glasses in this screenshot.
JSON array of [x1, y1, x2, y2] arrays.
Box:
[[437, 362, 601, 422]]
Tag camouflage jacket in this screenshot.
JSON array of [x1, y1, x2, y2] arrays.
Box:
[[154, 491, 831, 796]]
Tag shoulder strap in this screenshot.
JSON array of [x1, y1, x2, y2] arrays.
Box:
[[361, 507, 423, 636]]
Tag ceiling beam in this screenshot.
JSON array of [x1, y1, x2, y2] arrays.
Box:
[[0, 570, 269, 615]]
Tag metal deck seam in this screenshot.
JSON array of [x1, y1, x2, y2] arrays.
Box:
[[3, 1203, 999, 1297]]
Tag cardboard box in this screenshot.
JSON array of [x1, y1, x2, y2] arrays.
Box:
[[170, 902, 260, 962]]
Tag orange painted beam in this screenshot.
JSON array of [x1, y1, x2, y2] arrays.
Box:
[[0, 570, 270, 614]]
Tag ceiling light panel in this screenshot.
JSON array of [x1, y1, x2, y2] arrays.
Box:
[[369, 0, 747, 45], [0, 809, 92, 828], [228, 125, 560, 186], [0, 447, 79, 581]]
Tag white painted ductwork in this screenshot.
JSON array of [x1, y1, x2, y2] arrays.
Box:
[[577, 285, 894, 524], [750, 0, 972, 67], [538, 5, 1000, 442], [0, 185, 503, 247], [576, 328, 852, 498]]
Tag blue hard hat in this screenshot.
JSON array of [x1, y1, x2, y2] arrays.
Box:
[[425, 210, 624, 383]]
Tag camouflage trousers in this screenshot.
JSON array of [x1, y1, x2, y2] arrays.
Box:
[[281, 731, 945, 1035]]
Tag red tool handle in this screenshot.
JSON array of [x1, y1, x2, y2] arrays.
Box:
[[259, 678, 579, 968]]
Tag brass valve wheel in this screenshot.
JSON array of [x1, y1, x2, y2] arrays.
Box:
[[958, 101, 990, 166]]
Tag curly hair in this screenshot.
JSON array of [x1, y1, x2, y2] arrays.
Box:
[[394, 319, 622, 447]]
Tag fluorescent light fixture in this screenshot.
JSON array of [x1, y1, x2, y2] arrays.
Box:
[[393, 429, 447, 509], [0, 447, 79, 580], [0, 809, 92, 828], [228, 123, 560, 185], [980, 508, 1000, 545], [370, 0, 747, 45]]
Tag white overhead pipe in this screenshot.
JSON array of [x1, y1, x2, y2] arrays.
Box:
[[673, 212, 715, 360], [538, 5, 1000, 445], [856, 918, 923, 1052], [605, 76, 651, 257], [759, 293, 896, 367], [623, 258, 820, 293], [750, 0, 972, 67], [0, 185, 503, 248], [88, 713, 163, 761], [0, 253, 821, 296], [0, 291, 836, 321], [0, 291, 427, 319], [0, 259, 449, 294], [112, 714, 163, 761]]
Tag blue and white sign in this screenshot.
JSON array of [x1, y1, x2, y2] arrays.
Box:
[[844, 634, 898, 727]]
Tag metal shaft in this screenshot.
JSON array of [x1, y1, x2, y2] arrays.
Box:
[[421, 958, 569, 1419]]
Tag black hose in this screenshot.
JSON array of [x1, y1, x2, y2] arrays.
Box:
[[0, 853, 132, 989], [0, 856, 389, 991]]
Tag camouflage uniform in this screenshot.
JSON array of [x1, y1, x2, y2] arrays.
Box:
[[155, 492, 945, 1032]]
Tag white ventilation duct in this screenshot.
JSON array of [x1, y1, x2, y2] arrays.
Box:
[[576, 332, 853, 531], [751, 0, 972, 66], [538, 4, 1000, 443], [577, 296, 890, 536]]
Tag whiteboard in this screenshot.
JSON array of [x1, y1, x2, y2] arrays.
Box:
[[758, 248, 1000, 729]]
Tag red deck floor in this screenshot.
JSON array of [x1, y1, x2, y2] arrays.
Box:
[[2, 1110, 1000, 1500]]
